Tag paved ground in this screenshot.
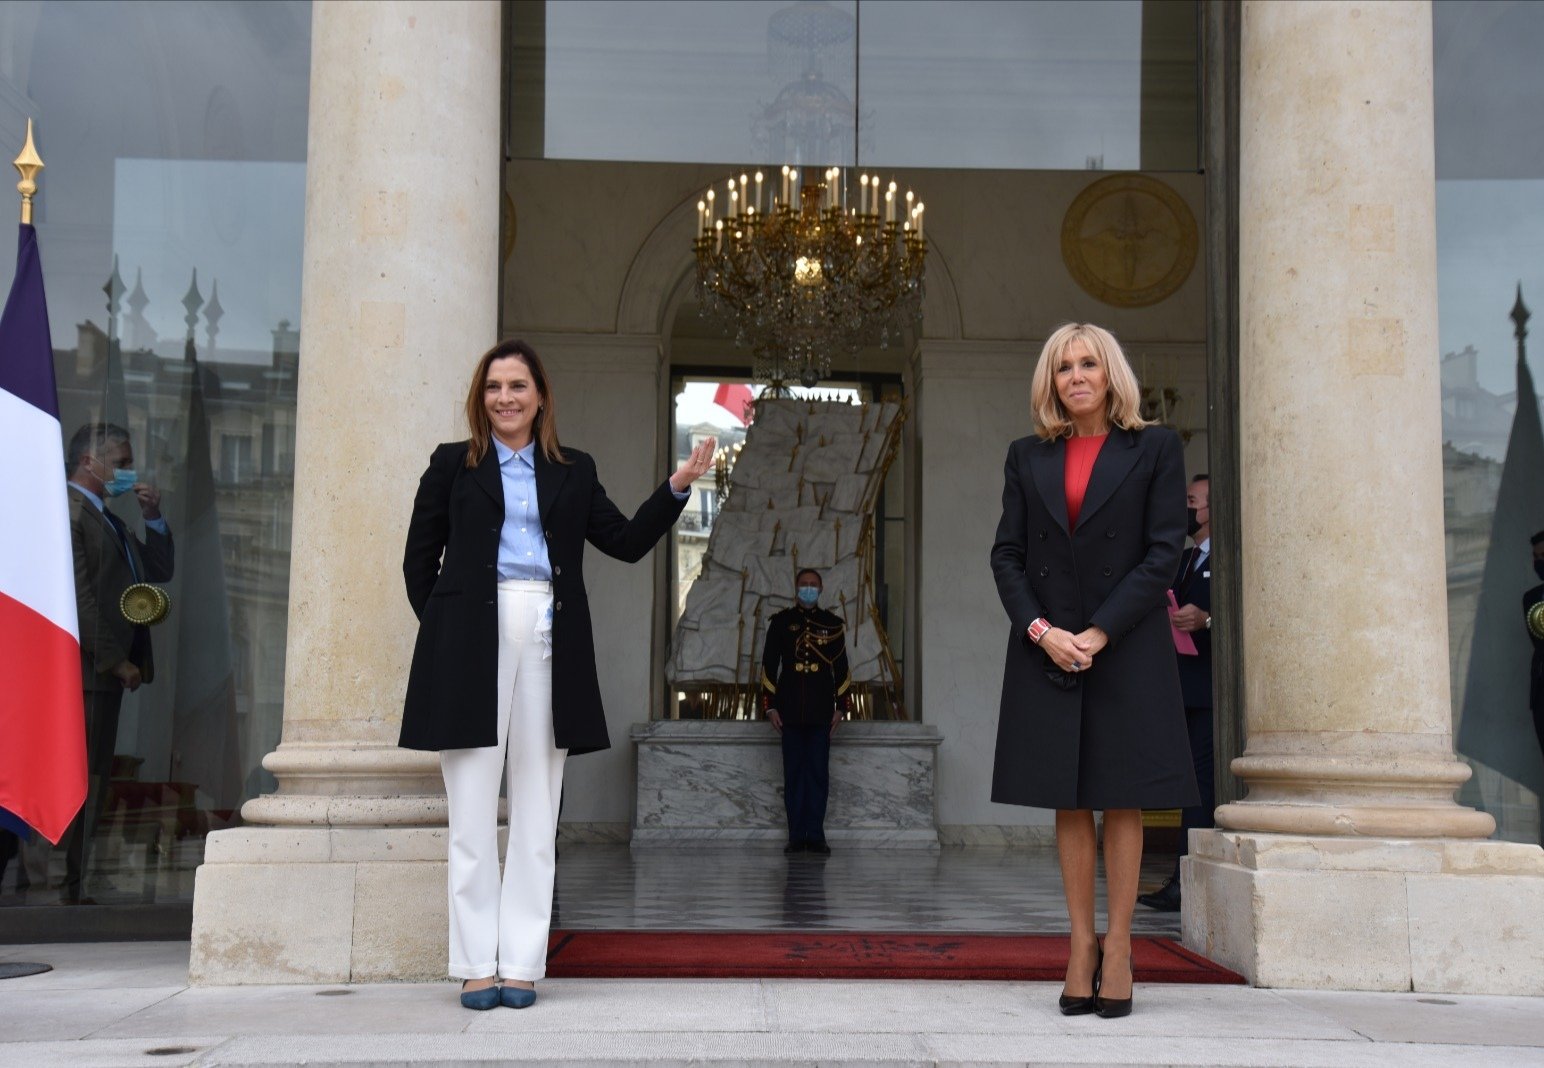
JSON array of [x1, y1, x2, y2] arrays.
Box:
[[2, 942, 1542, 1067]]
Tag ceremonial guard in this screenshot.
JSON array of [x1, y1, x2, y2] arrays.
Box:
[[761, 568, 852, 854]]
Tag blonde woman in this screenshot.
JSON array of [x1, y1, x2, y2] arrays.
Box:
[[989, 323, 1197, 1018]]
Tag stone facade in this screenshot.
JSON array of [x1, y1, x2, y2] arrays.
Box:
[[187, 0, 1544, 993]]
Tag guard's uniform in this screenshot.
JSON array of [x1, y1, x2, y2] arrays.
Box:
[[761, 605, 852, 848]]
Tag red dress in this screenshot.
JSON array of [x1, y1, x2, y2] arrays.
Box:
[[1063, 434, 1107, 530]]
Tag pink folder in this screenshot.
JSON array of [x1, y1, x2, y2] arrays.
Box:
[[1168, 590, 1198, 655]]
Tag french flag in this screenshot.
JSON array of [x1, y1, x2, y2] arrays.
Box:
[[0, 220, 87, 844]]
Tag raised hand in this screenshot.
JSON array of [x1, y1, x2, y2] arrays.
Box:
[[669, 436, 717, 494], [133, 481, 162, 520]]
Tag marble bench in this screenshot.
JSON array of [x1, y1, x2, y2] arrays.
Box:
[[629, 720, 943, 849]]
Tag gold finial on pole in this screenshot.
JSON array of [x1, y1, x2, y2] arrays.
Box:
[[14, 118, 43, 225]]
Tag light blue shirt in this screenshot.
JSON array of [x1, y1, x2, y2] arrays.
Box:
[[493, 438, 553, 582]]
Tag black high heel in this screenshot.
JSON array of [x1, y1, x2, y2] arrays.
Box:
[[1094, 952, 1132, 1019], [1057, 946, 1102, 1016]]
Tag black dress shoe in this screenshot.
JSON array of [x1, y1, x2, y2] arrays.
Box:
[[1058, 947, 1101, 1015], [808, 840, 832, 855], [784, 841, 806, 854], [1094, 954, 1132, 1018], [1136, 878, 1181, 912], [1094, 992, 1133, 1018]]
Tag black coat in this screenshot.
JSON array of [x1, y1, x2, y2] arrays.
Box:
[[1173, 544, 1213, 710], [989, 426, 1200, 811], [399, 441, 686, 754]]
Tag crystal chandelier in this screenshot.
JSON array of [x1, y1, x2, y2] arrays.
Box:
[[693, 166, 926, 390]]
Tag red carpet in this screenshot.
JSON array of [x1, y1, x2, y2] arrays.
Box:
[[546, 931, 1244, 983]]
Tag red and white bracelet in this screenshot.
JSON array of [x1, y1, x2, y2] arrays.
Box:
[[1027, 617, 1052, 644]]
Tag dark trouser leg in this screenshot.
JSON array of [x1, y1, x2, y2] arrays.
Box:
[[1174, 704, 1216, 878], [0, 830, 17, 889], [781, 726, 805, 843], [61, 686, 123, 901], [1534, 703, 1544, 845], [807, 726, 831, 844]]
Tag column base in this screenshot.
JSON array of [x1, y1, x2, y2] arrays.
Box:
[[1183, 829, 1544, 994], [190, 826, 456, 984]]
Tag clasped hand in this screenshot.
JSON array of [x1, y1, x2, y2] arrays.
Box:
[[1037, 625, 1108, 673]]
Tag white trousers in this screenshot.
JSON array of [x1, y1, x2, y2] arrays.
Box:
[[440, 580, 566, 981]]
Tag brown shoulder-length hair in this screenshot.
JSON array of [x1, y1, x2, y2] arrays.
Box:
[[1029, 322, 1152, 441], [464, 338, 570, 468]]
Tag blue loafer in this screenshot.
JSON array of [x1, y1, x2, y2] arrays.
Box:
[[500, 984, 537, 1009], [459, 984, 501, 1011]]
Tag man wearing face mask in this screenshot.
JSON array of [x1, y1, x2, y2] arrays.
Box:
[[761, 568, 852, 855], [1140, 473, 1212, 913], [1525, 532, 1544, 766], [59, 422, 174, 903]]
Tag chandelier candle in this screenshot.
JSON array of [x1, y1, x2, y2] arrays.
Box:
[[692, 166, 927, 391]]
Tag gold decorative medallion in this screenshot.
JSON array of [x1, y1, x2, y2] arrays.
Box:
[[1060, 174, 1198, 308], [501, 189, 517, 265], [1528, 600, 1544, 642], [120, 583, 171, 626]]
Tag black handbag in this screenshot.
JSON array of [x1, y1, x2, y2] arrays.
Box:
[[1041, 650, 1080, 691]]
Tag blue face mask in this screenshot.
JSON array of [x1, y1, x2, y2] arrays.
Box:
[[797, 586, 820, 607], [103, 468, 138, 498]]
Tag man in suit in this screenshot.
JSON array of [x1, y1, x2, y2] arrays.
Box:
[[58, 422, 174, 904], [1139, 473, 1212, 912], [761, 568, 851, 855]]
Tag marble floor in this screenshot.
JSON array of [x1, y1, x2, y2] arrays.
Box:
[[552, 845, 1182, 935]]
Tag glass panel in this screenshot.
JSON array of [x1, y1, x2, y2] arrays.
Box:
[[1435, 0, 1544, 844], [514, 0, 857, 166], [859, 0, 1196, 171], [510, 0, 1197, 171], [0, 0, 310, 909], [667, 375, 906, 720]]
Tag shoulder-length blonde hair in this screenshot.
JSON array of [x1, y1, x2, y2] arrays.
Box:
[[1029, 323, 1152, 441], [464, 339, 570, 468]]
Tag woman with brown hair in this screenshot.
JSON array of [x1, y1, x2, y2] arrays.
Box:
[[989, 323, 1197, 1018], [400, 339, 714, 1009]]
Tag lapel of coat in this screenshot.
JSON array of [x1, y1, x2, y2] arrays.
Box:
[[71, 484, 132, 570], [534, 446, 570, 527], [1075, 428, 1142, 531], [471, 441, 503, 507], [1027, 437, 1070, 535]]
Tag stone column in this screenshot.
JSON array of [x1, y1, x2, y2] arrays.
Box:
[[1184, 0, 1544, 995], [190, 0, 502, 983]]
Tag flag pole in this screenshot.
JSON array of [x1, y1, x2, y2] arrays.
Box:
[[0, 118, 56, 976], [14, 118, 43, 224]]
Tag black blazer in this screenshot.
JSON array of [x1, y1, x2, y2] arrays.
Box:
[[1173, 543, 1213, 710], [399, 441, 686, 754], [989, 426, 1199, 811]]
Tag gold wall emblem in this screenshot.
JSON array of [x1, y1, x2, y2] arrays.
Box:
[[1528, 600, 1544, 642], [501, 190, 518, 265], [1060, 174, 1198, 308]]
